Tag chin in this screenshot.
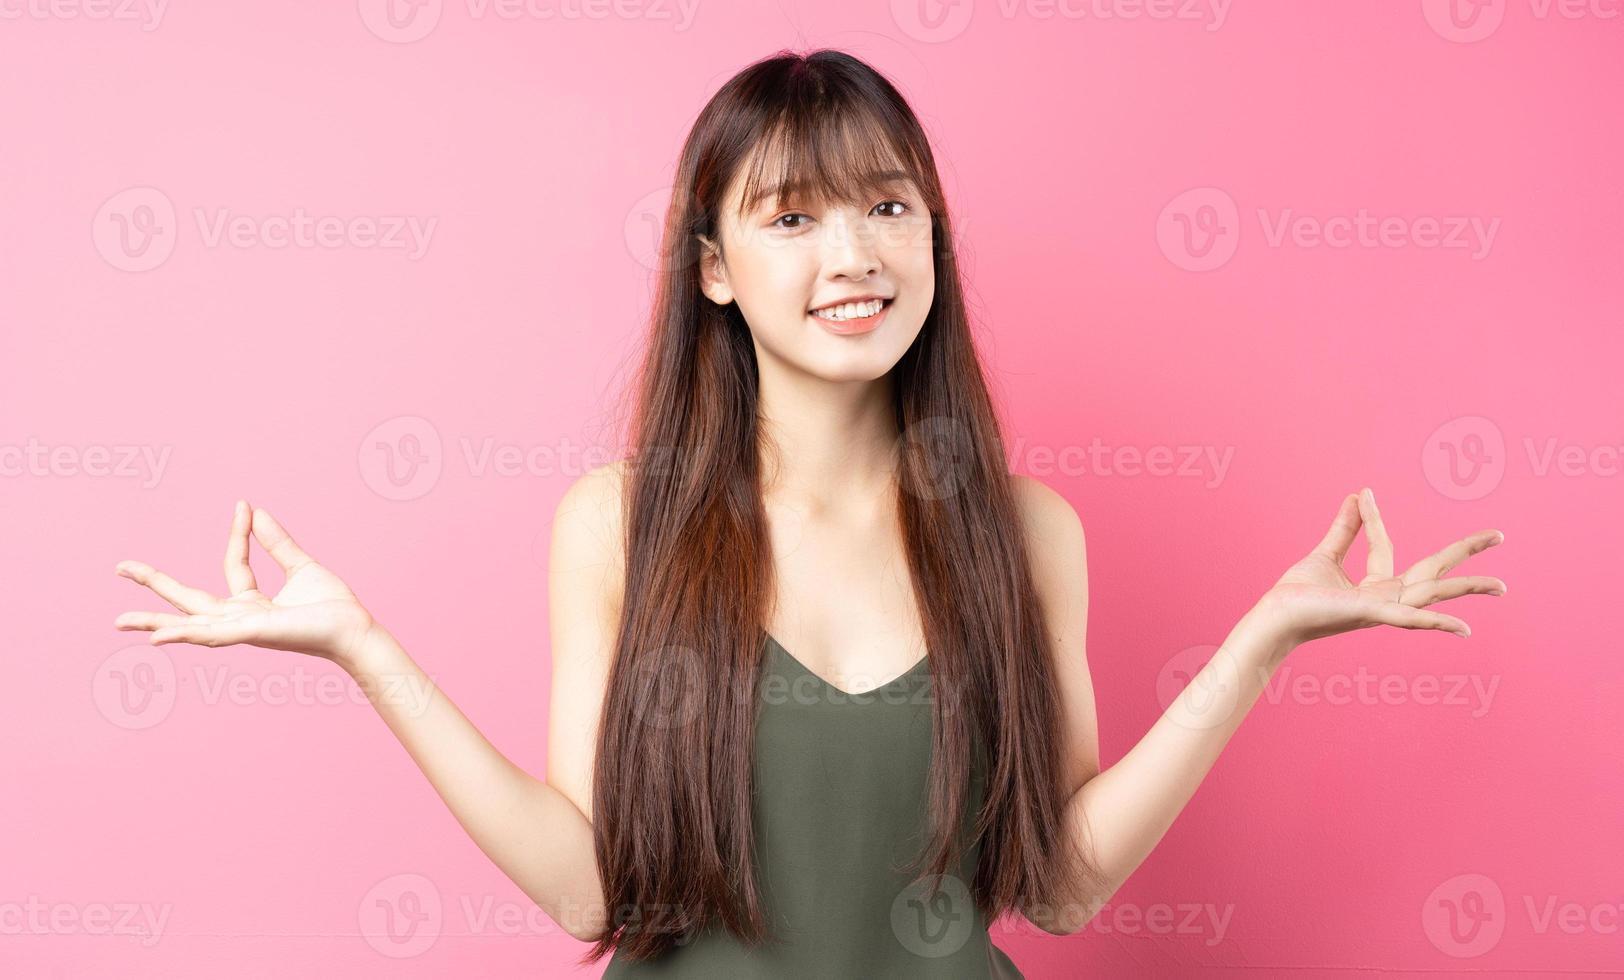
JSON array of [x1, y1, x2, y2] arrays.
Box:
[[806, 359, 901, 384]]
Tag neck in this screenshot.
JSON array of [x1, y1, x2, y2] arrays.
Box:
[[756, 361, 900, 520]]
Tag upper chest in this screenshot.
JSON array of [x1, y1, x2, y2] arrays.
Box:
[[763, 497, 928, 696]]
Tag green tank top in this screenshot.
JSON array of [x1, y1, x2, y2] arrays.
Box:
[[601, 634, 1025, 979]]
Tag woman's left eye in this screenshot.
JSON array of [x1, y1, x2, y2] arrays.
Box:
[[874, 200, 910, 218]]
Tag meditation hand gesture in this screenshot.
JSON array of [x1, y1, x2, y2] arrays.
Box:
[[114, 500, 376, 669], [1251, 488, 1506, 651]]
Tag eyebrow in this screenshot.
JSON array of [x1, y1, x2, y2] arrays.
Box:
[[744, 169, 917, 212]]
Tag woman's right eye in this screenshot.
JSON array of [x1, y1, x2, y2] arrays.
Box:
[[771, 213, 811, 230]]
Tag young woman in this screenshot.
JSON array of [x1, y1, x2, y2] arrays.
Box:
[[112, 49, 1507, 978]]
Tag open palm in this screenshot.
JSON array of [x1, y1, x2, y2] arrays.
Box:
[[1256, 488, 1506, 647], [114, 500, 374, 663]]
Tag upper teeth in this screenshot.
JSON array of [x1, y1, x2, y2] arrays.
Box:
[[812, 299, 885, 321]]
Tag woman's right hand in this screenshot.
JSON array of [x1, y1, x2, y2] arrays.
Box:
[[114, 500, 377, 671]]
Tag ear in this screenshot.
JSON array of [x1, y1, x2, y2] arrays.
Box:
[[695, 234, 734, 306]]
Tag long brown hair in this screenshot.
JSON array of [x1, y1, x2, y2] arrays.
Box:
[[586, 47, 1103, 964]]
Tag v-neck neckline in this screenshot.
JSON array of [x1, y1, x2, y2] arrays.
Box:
[[764, 632, 930, 698]]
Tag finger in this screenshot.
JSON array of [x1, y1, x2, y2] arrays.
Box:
[[224, 499, 259, 596], [1312, 493, 1363, 562], [1368, 601, 1470, 637], [1401, 528, 1506, 586], [114, 611, 188, 632], [250, 505, 315, 575], [114, 560, 222, 615], [1400, 575, 1507, 608], [1359, 487, 1394, 580], [151, 615, 258, 649]]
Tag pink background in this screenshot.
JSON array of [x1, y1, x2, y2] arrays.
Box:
[[3, 1, 1618, 977]]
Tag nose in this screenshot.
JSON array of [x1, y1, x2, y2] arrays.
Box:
[[821, 212, 880, 280]]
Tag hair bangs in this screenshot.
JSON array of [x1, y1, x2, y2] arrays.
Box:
[[734, 102, 932, 221]]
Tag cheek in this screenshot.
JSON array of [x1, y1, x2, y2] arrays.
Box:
[[731, 259, 815, 333], [894, 248, 935, 307], [886, 228, 934, 279], [743, 253, 820, 315]]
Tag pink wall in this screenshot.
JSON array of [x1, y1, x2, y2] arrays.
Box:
[[3, 2, 1616, 977]]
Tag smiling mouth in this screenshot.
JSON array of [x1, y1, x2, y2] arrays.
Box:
[[808, 297, 891, 321], [808, 298, 891, 334]]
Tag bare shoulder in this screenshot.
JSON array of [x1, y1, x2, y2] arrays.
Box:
[[1009, 472, 1098, 794], [1008, 471, 1088, 644], [553, 458, 629, 548], [545, 458, 631, 820], [549, 456, 630, 640], [1011, 471, 1087, 560]]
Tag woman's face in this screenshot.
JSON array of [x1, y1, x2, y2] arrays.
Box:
[[697, 159, 936, 383]]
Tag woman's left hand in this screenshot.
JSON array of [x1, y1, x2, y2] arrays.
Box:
[[1251, 487, 1506, 650]]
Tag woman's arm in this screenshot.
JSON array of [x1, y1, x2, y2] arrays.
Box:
[[343, 622, 608, 941], [1018, 487, 1504, 936], [1029, 603, 1291, 935], [113, 463, 631, 943], [344, 462, 628, 942]]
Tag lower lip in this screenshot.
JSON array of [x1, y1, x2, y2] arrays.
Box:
[[809, 300, 890, 335]]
